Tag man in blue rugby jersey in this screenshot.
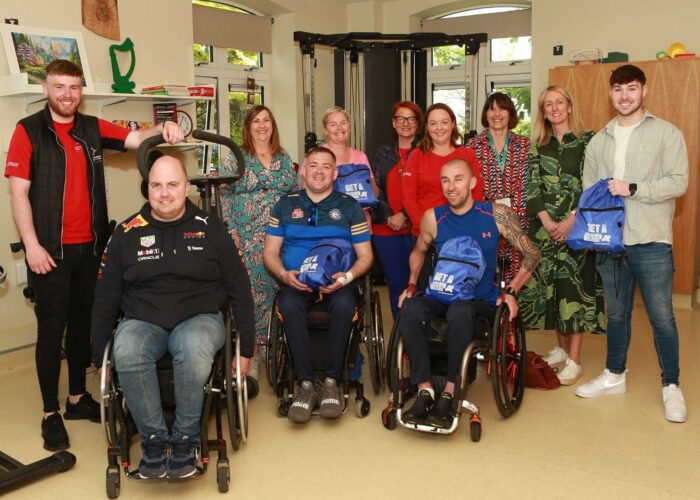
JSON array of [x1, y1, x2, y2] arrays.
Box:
[[264, 147, 373, 423]]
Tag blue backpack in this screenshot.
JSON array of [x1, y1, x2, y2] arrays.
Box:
[[298, 238, 356, 290], [333, 163, 379, 208], [566, 178, 625, 255], [425, 235, 485, 304]]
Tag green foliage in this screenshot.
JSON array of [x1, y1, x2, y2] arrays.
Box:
[[494, 86, 532, 138], [226, 49, 258, 66], [433, 45, 466, 66], [194, 44, 210, 64], [191, 0, 247, 13]]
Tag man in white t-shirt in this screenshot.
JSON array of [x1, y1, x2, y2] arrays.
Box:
[[578, 64, 689, 423]]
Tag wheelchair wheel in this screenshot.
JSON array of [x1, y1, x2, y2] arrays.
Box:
[[490, 304, 526, 418], [364, 286, 384, 395], [385, 317, 401, 393], [217, 459, 230, 493], [265, 299, 281, 388], [234, 332, 249, 444], [268, 310, 288, 392], [469, 418, 481, 442], [224, 311, 241, 451], [106, 467, 120, 499]]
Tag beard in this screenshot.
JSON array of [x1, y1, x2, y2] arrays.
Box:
[[47, 95, 80, 119]]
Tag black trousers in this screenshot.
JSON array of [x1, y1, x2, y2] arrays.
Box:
[[398, 296, 494, 384], [29, 242, 99, 412], [277, 285, 357, 382]]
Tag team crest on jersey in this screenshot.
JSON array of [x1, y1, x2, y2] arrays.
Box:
[[122, 214, 148, 233], [329, 209, 341, 220], [140, 235, 156, 248], [292, 208, 304, 219]]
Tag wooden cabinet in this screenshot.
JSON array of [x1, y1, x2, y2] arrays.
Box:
[[550, 59, 700, 296]]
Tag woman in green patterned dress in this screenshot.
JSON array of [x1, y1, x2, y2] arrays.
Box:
[[220, 106, 298, 389], [520, 86, 605, 386]]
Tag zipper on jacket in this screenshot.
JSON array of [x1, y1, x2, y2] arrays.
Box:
[[72, 134, 99, 256], [48, 126, 67, 260]]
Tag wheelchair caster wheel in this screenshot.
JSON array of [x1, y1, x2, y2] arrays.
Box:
[[217, 460, 230, 493], [106, 467, 120, 499], [355, 397, 370, 418], [469, 418, 481, 442], [382, 407, 397, 430], [276, 401, 289, 418]]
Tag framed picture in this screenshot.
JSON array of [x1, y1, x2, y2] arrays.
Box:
[[0, 25, 93, 93]]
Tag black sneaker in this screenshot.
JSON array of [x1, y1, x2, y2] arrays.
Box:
[[41, 412, 70, 451], [402, 389, 435, 424], [138, 434, 169, 479], [167, 435, 199, 478], [426, 392, 455, 429], [64, 392, 101, 423]]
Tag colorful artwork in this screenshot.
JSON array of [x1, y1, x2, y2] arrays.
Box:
[[1, 25, 93, 92]]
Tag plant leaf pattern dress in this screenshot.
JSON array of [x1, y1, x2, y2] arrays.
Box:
[[220, 151, 298, 344], [520, 131, 605, 334]]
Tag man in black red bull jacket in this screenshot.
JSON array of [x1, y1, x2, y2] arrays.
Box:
[[91, 155, 254, 479]]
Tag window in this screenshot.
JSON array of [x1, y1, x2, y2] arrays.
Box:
[[192, 1, 268, 172], [432, 45, 466, 67], [491, 36, 531, 63]]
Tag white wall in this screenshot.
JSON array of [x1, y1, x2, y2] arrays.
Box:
[[531, 0, 700, 111]]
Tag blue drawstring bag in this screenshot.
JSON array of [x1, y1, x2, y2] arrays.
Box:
[[566, 178, 625, 254], [334, 163, 379, 208], [298, 238, 355, 290], [425, 235, 485, 304]]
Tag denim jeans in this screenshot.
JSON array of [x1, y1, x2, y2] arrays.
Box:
[[595, 243, 680, 385], [113, 314, 225, 440]]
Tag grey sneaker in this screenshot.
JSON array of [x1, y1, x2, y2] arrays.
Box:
[[138, 434, 169, 479], [167, 435, 199, 478], [288, 380, 319, 424], [319, 378, 343, 419]]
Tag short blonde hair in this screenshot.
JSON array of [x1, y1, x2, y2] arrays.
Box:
[[532, 85, 584, 146], [322, 106, 350, 129]]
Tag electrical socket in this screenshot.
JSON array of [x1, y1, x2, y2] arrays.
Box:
[[15, 262, 27, 285], [553, 45, 564, 56]]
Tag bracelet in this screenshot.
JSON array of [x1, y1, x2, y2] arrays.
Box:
[[406, 282, 417, 295], [504, 286, 518, 298]]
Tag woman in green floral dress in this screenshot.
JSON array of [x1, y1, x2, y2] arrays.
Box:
[[220, 106, 298, 387], [520, 86, 605, 386]]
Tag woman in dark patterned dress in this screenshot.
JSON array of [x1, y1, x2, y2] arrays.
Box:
[[520, 86, 606, 386], [220, 106, 298, 389], [465, 92, 530, 286]]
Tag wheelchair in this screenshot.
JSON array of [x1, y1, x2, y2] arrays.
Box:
[[99, 306, 248, 497], [265, 274, 385, 419], [381, 292, 526, 441], [98, 131, 250, 497]]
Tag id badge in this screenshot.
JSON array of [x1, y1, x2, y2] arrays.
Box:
[[495, 197, 511, 207]]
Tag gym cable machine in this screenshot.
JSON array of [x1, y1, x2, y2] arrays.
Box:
[[295, 31, 487, 155]]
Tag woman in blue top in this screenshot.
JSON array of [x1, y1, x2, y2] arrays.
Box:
[[220, 105, 298, 387]]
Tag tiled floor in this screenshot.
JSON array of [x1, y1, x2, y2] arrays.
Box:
[[1, 288, 698, 499]]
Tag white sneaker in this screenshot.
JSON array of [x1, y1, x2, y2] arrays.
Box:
[[662, 384, 687, 423], [544, 346, 568, 366], [557, 359, 582, 385], [575, 369, 626, 398]]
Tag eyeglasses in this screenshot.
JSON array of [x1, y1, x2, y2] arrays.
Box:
[[307, 203, 318, 226], [393, 116, 418, 125]]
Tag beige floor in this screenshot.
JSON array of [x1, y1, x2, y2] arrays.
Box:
[[1, 288, 698, 500]]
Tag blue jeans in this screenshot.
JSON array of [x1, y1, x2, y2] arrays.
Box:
[[113, 314, 225, 440], [595, 243, 680, 385]]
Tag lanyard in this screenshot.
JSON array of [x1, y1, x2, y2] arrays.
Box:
[[486, 131, 510, 176]]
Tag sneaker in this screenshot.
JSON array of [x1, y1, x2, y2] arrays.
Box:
[[138, 434, 169, 479], [558, 359, 583, 386], [167, 435, 199, 478], [426, 392, 455, 429], [288, 380, 319, 424], [41, 412, 70, 451], [662, 384, 687, 423], [402, 389, 435, 424], [319, 378, 343, 419], [544, 346, 568, 367], [575, 369, 627, 398], [64, 392, 101, 422]]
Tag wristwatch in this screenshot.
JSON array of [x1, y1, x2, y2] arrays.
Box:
[[504, 286, 518, 298], [628, 183, 637, 196]]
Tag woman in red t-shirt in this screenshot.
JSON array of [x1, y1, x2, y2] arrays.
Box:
[[372, 101, 424, 317], [401, 103, 483, 237]]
